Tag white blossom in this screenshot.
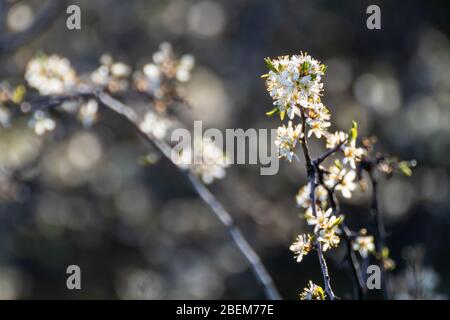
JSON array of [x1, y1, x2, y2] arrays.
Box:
[[352, 235, 375, 258], [25, 54, 77, 95], [265, 53, 325, 120], [325, 163, 358, 199], [78, 99, 98, 127], [296, 184, 328, 208], [174, 137, 228, 184], [318, 228, 340, 251], [28, 110, 56, 135], [138, 43, 195, 96], [342, 140, 364, 169], [91, 55, 131, 92], [274, 121, 303, 161], [139, 112, 172, 139], [290, 234, 312, 263], [325, 131, 348, 149]]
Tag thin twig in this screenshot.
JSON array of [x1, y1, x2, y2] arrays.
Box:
[[367, 167, 390, 299], [94, 91, 282, 300], [21, 90, 282, 299], [314, 162, 366, 299], [314, 140, 347, 165], [298, 106, 336, 300]]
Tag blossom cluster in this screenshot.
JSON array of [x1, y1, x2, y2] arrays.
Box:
[[91, 55, 132, 92], [17, 45, 226, 185], [264, 53, 376, 299], [134, 42, 195, 111], [25, 54, 78, 95], [174, 137, 229, 185]]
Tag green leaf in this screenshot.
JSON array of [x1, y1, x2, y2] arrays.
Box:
[[301, 61, 311, 73], [265, 107, 279, 116], [264, 57, 278, 73], [334, 159, 342, 169], [331, 215, 344, 228], [137, 153, 160, 166], [280, 110, 285, 120], [12, 85, 26, 104], [349, 120, 358, 142], [398, 161, 413, 177]]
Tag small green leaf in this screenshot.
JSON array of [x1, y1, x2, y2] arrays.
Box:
[[264, 57, 278, 73], [137, 153, 160, 166], [280, 110, 285, 120], [382, 247, 390, 259], [349, 120, 358, 142], [331, 215, 344, 228], [398, 161, 412, 177], [301, 61, 311, 73], [334, 159, 342, 169], [12, 85, 26, 104], [266, 107, 279, 116]]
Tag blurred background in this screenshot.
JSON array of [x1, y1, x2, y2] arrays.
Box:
[[0, 0, 449, 299]]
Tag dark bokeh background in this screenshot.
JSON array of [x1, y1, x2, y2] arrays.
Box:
[[0, 0, 449, 299]]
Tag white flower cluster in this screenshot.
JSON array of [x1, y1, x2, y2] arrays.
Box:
[[174, 137, 229, 184], [289, 234, 312, 263], [324, 161, 357, 199], [77, 99, 99, 128], [28, 110, 56, 135], [352, 233, 375, 258], [91, 55, 132, 92], [264, 54, 371, 293], [25, 54, 77, 95], [139, 111, 172, 140], [304, 207, 342, 251], [265, 53, 325, 120], [135, 42, 195, 99], [274, 121, 303, 162]]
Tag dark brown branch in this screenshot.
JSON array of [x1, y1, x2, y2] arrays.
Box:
[[367, 167, 390, 299], [314, 139, 347, 166], [298, 106, 336, 300], [314, 162, 366, 299]]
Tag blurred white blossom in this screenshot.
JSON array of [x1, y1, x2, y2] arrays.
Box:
[[139, 112, 172, 139], [175, 137, 228, 184], [25, 54, 77, 95], [28, 110, 56, 135], [352, 234, 375, 258]]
